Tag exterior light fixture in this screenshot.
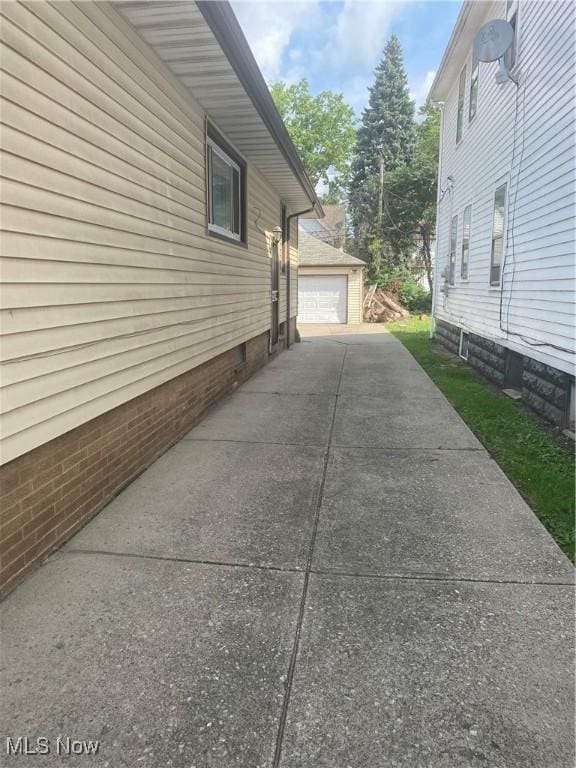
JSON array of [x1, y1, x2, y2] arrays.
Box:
[[271, 226, 282, 245]]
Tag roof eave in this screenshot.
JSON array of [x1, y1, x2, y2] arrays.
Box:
[[197, 1, 323, 217], [428, 1, 492, 102]]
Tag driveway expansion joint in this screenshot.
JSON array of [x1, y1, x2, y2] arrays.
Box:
[[63, 548, 306, 575], [308, 567, 575, 588], [272, 344, 349, 768]]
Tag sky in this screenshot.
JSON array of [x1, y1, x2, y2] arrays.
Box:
[[231, 0, 462, 118]]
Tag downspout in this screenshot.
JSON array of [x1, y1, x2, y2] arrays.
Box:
[[430, 101, 445, 339], [286, 206, 315, 345]]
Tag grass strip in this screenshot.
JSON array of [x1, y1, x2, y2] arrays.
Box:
[[387, 315, 575, 560]]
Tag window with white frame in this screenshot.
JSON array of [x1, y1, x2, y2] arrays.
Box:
[[469, 54, 479, 121], [505, 0, 519, 70], [207, 125, 245, 242], [461, 204, 471, 279], [449, 215, 457, 285], [456, 65, 466, 143], [490, 184, 507, 286]]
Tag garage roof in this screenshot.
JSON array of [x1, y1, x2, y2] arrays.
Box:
[[299, 232, 366, 268]]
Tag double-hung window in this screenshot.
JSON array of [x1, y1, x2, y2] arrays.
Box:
[[469, 54, 479, 121], [461, 205, 471, 279], [207, 125, 246, 242], [449, 215, 457, 285], [505, 0, 519, 71], [456, 65, 466, 144], [490, 184, 507, 286]]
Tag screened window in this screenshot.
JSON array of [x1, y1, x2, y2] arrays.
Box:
[[207, 128, 245, 242], [456, 65, 466, 144], [449, 215, 457, 285], [490, 184, 507, 286], [469, 55, 479, 121], [505, 0, 519, 70], [461, 205, 471, 279]]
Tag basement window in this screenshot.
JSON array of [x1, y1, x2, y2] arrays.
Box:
[[504, 350, 524, 390], [207, 124, 246, 243], [234, 342, 247, 370], [459, 330, 470, 360]]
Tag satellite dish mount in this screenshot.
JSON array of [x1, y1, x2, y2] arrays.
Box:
[[473, 19, 518, 85]]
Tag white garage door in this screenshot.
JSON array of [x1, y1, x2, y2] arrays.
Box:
[[298, 275, 348, 323]]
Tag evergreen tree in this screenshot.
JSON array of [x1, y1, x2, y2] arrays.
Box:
[[349, 35, 416, 265]]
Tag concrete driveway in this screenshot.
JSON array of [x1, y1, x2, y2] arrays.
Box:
[[1, 325, 574, 767]]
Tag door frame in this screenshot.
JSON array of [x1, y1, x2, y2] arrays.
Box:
[[270, 236, 280, 351]]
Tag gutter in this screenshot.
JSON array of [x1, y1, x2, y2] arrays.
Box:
[[430, 101, 445, 337], [197, 1, 323, 217], [286, 207, 315, 345]]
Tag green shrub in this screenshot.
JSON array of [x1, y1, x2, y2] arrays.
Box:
[[373, 266, 431, 313]]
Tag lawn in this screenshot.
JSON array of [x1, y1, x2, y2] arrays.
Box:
[[387, 315, 575, 561]]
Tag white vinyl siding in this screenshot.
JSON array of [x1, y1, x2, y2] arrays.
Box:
[[0, 1, 292, 464], [434, 0, 575, 375]]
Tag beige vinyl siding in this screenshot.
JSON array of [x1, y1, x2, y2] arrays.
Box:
[[0, 0, 287, 465], [289, 242, 299, 318], [434, 0, 575, 374], [347, 270, 364, 323]]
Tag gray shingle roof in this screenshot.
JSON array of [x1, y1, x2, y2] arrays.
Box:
[[298, 231, 366, 268]]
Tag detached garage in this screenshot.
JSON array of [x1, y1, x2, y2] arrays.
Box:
[[297, 232, 365, 324]]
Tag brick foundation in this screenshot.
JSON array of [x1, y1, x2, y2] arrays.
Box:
[[434, 319, 574, 426], [0, 331, 273, 595]]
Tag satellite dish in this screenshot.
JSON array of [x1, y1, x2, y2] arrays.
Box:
[[473, 19, 514, 62], [473, 19, 518, 85]]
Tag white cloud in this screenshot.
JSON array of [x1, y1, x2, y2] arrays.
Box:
[[341, 75, 372, 118], [231, 0, 411, 116], [410, 69, 436, 111], [231, 1, 321, 82], [319, 0, 406, 73]]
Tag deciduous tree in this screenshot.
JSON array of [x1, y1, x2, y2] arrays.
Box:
[[270, 79, 356, 202]]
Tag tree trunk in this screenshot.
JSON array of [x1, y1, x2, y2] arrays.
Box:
[[378, 154, 384, 225]]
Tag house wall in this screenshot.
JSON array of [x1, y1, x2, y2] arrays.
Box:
[[434, 0, 575, 378], [298, 266, 364, 324], [1, 0, 294, 468], [0, 331, 271, 595], [436, 317, 573, 425]]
